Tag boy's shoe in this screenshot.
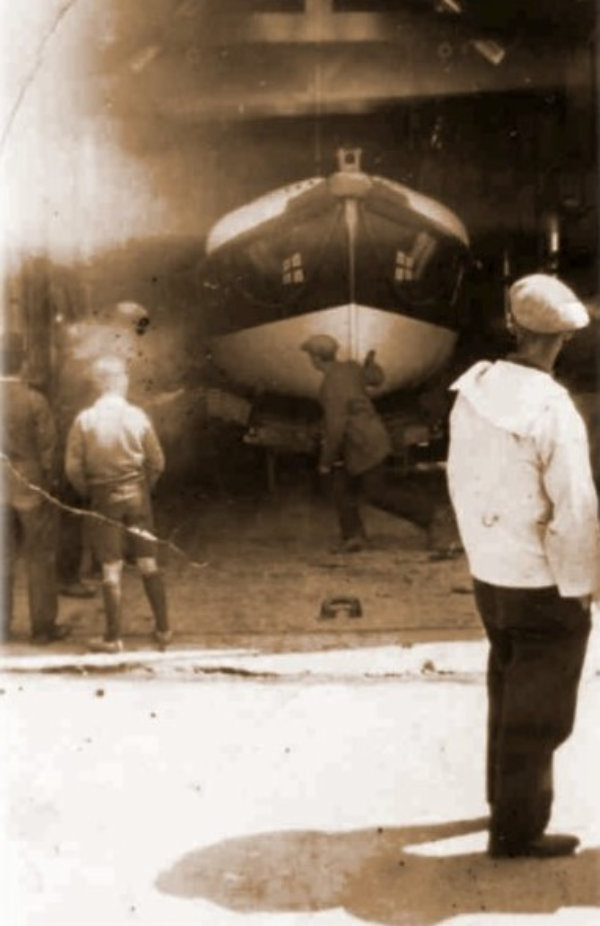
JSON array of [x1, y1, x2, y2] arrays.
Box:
[[489, 833, 579, 859], [153, 629, 173, 648], [31, 624, 71, 644], [87, 637, 124, 654]]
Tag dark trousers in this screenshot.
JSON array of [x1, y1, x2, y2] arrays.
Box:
[[473, 579, 591, 852], [56, 480, 86, 585], [332, 461, 436, 540], [1, 502, 58, 639]]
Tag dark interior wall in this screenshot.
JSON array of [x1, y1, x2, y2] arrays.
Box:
[[207, 91, 573, 231], [3, 1, 596, 400], [4, 2, 595, 271]]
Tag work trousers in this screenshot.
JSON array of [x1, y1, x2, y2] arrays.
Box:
[[0, 501, 58, 639], [332, 461, 436, 540], [473, 579, 591, 852], [56, 479, 86, 585]]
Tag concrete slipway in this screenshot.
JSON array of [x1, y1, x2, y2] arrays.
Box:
[[1, 620, 599, 926]]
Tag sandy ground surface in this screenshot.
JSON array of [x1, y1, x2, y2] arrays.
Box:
[[4, 471, 480, 655], [1, 667, 599, 926]]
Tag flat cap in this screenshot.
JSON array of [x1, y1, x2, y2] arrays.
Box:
[[509, 274, 589, 334], [97, 301, 149, 332], [114, 301, 148, 322], [300, 333, 339, 360]]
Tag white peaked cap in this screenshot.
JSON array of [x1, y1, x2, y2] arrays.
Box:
[[509, 274, 589, 334]]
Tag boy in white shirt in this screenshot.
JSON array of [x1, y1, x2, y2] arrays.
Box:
[[65, 356, 171, 653]]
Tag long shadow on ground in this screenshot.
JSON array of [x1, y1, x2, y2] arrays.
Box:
[[156, 817, 599, 924]]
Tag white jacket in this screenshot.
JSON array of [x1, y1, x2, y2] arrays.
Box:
[[447, 360, 600, 597]]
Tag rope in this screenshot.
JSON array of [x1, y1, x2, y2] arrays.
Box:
[[0, 454, 208, 572]]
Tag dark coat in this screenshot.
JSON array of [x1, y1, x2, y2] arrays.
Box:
[[318, 359, 391, 475], [0, 376, 56, 508]]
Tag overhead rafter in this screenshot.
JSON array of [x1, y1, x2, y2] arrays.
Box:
[[162, 0, 595, 46], [164, 0, 483, 46]]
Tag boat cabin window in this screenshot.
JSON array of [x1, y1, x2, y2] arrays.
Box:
[[394, 251, 413, 282], [394, 232, 438, 282], [282, 253, 304, 285], [361, 209, 467, 309]]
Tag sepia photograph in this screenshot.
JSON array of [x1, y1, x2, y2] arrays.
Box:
[[1, 1, 599, 923]]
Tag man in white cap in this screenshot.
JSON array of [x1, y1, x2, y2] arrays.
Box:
[[301, 334, 438, 552], [447, 273, 600, 858]]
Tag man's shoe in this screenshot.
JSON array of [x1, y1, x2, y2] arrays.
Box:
[[48, 624, 71, 642], [31, 624, 71, 644], [428, 542, 463, 562], [489, 833, 580, 859], [331, 537, 365, 554], [153, 629, 173, 648], [59, 582, 97, 599], [87, 637, 124, 654]]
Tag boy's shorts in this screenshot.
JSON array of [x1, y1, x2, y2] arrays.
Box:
[[88, 483, 156, 564]]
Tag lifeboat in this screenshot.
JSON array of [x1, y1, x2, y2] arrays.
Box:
[[203, 148, 470, 402]]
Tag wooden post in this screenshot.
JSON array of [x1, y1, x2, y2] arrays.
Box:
[[266, 447, 277, 493]]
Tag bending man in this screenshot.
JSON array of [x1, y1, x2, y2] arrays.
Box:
[[301, 334, 441, 552]]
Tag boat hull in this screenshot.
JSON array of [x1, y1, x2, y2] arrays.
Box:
[[203, 161, 469, 403], [208, 303, 457, 400]]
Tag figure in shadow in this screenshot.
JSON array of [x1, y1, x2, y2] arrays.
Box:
[[156, 816, 599, 924]]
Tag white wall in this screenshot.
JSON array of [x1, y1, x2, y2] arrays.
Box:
[[0, 0, 210, 283]]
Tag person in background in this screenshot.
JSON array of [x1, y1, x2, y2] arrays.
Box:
[[0, 332, 69, 643], [65, 355, 171, 653], [447, 273, 600, 859], [301, 333, 440, 553], [53, 318, 97, 598]]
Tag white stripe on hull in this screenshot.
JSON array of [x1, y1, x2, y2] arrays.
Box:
[[209, 304, 456, 399]]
